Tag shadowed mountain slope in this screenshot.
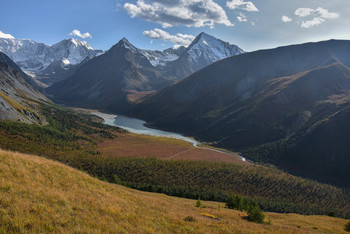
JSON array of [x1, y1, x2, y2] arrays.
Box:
[[131, 40, 350, 188], [47, 38, 164, 112]]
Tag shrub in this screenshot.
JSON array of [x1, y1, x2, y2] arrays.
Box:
[[328, 211, 335, 217], [247, 204, 265, 223], [195, 198, 202, 208], [226, 195, 243, 211], [183, 216, 196, 222], [112, 175, 123, 184], [345, 221, 350, 232]]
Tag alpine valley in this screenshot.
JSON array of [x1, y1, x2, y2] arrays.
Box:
[[1, 30, 350, 233]]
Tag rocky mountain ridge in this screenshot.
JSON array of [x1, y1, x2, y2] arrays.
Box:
[[47, 32, 244, 113], [0, 38, 103, 85]]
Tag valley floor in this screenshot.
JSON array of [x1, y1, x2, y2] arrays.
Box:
[[0, 149, 348, 233], [99, 132, 248, 166], [75, 107, 248, 165]]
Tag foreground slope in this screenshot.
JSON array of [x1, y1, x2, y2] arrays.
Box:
[[0, 149, 349, 233], [131, 39, 350, 188]]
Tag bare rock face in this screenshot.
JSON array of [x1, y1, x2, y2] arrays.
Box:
[[0, 52, 48, 124]]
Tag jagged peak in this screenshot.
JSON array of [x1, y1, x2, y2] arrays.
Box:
[[186, 32, 220, 50], [117, 37, 133, 47], [66, 38, 93, 50], [121, 37, 129, 43], [52, 38, 93, 50], [197, 32, 212, 39], [113, 37, 140, 53]]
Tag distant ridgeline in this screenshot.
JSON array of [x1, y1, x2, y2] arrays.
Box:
[[46, 33, 244, 113]]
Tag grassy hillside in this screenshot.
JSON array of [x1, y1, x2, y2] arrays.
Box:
[[1, 149, 349, 233], [68, 156, 350, 218], [0, 104, 349, 218]]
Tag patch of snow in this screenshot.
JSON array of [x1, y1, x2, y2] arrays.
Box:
[[141, 49, 179, 67], [61, 58, 70, 67], [96, 51, 105, 57]]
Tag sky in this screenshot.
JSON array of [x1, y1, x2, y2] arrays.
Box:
[[1, 0, 350, 52]]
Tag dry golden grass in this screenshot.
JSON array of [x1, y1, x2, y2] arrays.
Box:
[[0, 90, 28, 112], [0, 149, 348, 233]]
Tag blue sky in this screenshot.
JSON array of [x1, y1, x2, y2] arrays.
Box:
[[1, 0, 350, 52]]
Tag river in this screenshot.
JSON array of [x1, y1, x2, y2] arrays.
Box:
[[93, 112, 199, 146]]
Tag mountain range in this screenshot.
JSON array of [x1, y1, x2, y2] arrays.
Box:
[[47, 32, 244, 113], [0, 38, 103, 86], [130, 39, 350, 188]]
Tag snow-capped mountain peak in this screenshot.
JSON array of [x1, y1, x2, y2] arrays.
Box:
[[107, 33, 243, 69], [50, 38, 98, 65], [185, 32, 244, 65], [135, 32, 244, 68], [66, 38, 93, 50], [0, 37, 102, 72]]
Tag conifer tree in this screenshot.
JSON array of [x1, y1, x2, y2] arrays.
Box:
[[196, 197, 202, 208], [247, 204, 265, 223]]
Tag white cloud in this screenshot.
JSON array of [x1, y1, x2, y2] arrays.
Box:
[[237, 13, 247, 22], [0, 30, 15, 39], [143, 28, 195, 47], [282, 16, 292, 23], [124, 0, 233, 28], [69, 29, 92, 39], [301, 17, 325, 28], [295, 7, 339, 19], [315, 7, 339, 19], [295, 8, 314, 17], [294, 7, 339, 28], [226, 0, 258, 12]]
